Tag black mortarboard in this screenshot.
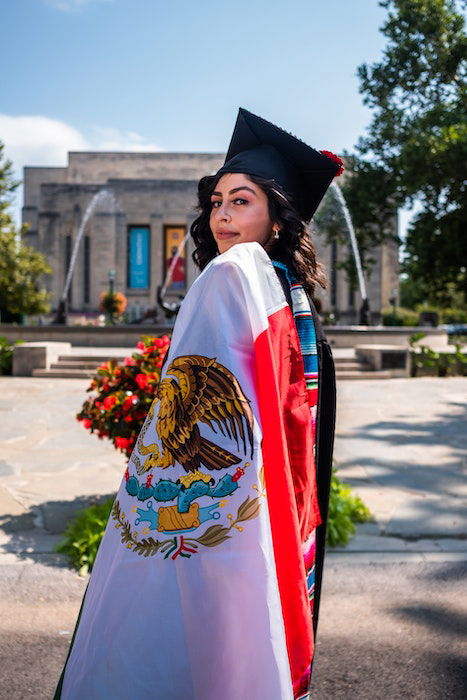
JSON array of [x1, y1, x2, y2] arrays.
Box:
[[215, 108, 343, 222]]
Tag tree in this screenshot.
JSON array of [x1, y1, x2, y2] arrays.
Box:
[[0, 142, 52, 320], [350, 0, 466, 306]]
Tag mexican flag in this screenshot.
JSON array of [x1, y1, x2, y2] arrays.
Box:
[[57, 242, 321, 700]]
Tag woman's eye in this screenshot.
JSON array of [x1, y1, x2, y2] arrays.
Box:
[[233, 198, 248, 205], [211, 201, 221, 208]]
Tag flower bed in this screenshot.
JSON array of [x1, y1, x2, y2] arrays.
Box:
[[77, 334, 171, 457]]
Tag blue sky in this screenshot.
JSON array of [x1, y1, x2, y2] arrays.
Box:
[[2, 0, 390, 220]]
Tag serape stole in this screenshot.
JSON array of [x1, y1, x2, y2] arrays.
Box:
[[272, 260, 318, 615]]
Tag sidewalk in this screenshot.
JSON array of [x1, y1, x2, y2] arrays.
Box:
[[0, 375, 466, 562]]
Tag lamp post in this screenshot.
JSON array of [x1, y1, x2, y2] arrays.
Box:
[[108, 268, 116, 325]]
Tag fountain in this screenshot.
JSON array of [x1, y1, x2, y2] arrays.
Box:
[[54, 189, 116, 324], [330, 181, 371, 325]]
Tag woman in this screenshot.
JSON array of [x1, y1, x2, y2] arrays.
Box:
[[55, 109, 342, 700]]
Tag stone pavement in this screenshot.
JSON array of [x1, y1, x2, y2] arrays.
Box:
[[0, 375, 466, 560], [331, 376, 467, 560], [0, 374, 466, 699]]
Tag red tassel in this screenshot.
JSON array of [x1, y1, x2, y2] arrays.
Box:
[[320, 150, 344, 176]]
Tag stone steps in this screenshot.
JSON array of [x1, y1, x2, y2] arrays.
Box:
[[57, 354, 128, 363], [32, 353, 128, 378], [32, 349, 391, 379], [334, 361, 368, 371], [32, 368, 96, 379], [336, 369, 392, 380], [334, 352, 391, 379]]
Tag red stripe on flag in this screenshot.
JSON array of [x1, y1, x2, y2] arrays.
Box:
[[254, 305, 315, 695]]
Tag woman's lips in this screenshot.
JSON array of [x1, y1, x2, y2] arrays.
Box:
[[216, 230, 239, 240]]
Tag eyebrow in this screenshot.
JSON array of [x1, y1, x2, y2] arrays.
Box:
[[211, 186, 257, 197]]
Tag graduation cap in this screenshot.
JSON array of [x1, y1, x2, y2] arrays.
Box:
[[215, 108, 343, 223]]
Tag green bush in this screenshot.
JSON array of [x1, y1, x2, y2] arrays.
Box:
[[56, 473, 370, 573], [55, 499, 114, 575], [409, 333, 466, 376], [0, 336, 23, 375], [410, 344, 466, 377], [380, 306, 418, 327], [415, 304, 467, 324], [326, 473, 371, 547]]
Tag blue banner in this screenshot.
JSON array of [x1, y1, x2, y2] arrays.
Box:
[[128, 227, 149, 288]]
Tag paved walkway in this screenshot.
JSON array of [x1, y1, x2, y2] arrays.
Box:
[[1, 374, 466, 698], [332, 376, 467, 558], [0, 374, 465, 560]]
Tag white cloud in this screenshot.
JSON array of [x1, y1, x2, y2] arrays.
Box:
[[89, 126, 161, 152], [0, 113, 161, 223], [0, 113, 161, 171], [44, 0, 113, 12], [0, 114, 88, 169]]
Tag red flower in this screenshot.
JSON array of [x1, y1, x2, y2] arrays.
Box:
[[124, 414, 133, 423], [161, 335, 170, 345], [115, 436, 131, 450], [136, 341, 145, 351], [103, 395, 117, 410], [154, 338, 164, 348], [135, 373, 149, 389], [123, 394, 137, 411], [320, 150, 344, 176], [124, 356, 136, 367], [145, 345, 155, 355], [82, 418, 92, 430]]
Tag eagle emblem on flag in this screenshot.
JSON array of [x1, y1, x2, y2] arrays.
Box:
[[135, 355, 255, 474]]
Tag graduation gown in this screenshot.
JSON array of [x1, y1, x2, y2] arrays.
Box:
[[55, 243, 336, 700]]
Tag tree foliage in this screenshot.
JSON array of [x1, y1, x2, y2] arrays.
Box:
[[0, 142, 52, 319], [349, 0, 466, 305]]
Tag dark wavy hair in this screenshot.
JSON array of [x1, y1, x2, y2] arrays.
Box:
[[190, 173, 326, 296]]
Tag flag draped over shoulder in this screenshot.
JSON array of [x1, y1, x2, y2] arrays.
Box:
[[58, 242, 321, 700]]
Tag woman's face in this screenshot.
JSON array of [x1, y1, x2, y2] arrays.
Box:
[[209, 173, 276, 255]]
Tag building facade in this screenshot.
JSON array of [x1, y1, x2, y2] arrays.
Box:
[[22, 151, 398, 324]]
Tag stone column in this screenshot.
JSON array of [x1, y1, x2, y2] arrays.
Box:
[[91, 212, 118, 311]]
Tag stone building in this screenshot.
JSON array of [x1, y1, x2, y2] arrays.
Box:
[[22, 151, 398, 324]]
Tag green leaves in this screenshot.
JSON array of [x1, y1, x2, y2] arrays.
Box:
[[349, 0, 467, 306], [326, 473, 371, 548], [0, 141, 52, 318], [56, 499, 114, 575]]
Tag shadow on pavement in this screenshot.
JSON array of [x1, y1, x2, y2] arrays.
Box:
[[336, 455, 465, 497], [0, 492, 116, 569], [391, 603, 467, 638], [310, 638, 467, 700], [343, 400, 466, 451], [418, 561, 467, 582]]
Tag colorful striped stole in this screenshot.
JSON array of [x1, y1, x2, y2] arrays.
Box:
[[272, 260, 319, 632]]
